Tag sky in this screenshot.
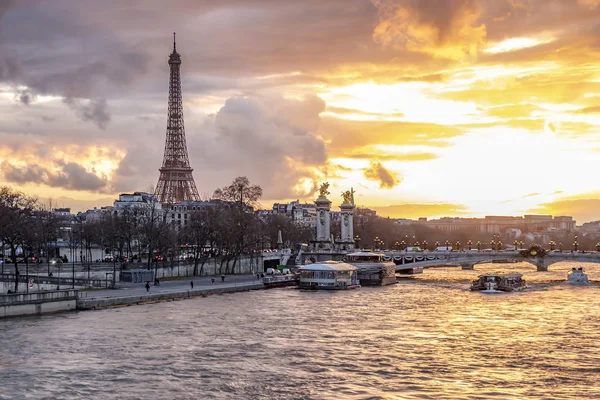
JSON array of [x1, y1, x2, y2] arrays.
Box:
[[2, 0, 600, 222]]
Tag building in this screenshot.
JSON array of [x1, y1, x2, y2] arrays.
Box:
[[418, 215, 576, 234]]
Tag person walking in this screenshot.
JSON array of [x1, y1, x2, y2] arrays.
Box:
[[145, 282, 150, 292], [190, 280, 194, 289], [211, 278, 215, 285], [221, 274, 225, 282]]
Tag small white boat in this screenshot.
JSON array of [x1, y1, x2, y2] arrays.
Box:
[[567, 267, 589, 284]]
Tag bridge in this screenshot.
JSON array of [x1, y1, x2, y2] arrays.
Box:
[[380, 250, 600, 272]]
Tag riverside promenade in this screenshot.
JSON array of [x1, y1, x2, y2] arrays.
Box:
[[77, 274, 265, 310]]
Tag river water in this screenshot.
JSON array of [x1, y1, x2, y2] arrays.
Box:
[[2, 262, 600, 399]]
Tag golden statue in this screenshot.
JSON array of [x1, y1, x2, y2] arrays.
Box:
[[341, 188, 355, 205], [318, 182, 330, 198], [342, 190, 352, 204]]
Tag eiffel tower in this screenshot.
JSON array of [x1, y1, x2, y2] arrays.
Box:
[[155, 33, 200, 204]]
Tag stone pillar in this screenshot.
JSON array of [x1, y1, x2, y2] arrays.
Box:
[[340, 202, 355, 250], [535, 257, 549, 272], [315, 197, 332, 243]]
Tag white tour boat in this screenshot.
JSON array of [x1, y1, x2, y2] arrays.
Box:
[[345, 251, 396, 286], [567, 267, 589, 284], [298, 261, 360, 290]]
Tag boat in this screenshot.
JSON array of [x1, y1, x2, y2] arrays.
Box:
[[345, 251, 397, 286], [262, 268, 299, 288], [567, 267, 589, 284], [470, 272, 526, 292], [298, 261, 360, 290]]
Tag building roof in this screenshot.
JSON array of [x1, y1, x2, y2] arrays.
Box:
[[300, 261, 357, 272]]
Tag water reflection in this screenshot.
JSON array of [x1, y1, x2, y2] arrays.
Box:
[[1, 262, 599, 399]]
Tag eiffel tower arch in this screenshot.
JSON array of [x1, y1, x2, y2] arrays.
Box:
[[155, 33, 200, 204]]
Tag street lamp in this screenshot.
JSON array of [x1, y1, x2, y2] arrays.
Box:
[[498, 241, 503, 251], [354, 235, 361, 249], [491, 240, 495, 251], [549, 240, 556, 251], [596, 242, 600, 252], [573, 235, 579, 252], [395, 241, 400, 251], [477, 241, 481, 251], [455, 241, 461, 251], [559, 242, 563, 252], [467, 240, 472, 251], [445, 240, 450, 250], [374, 236, 380, 250], [422, 240, 428, 251], [401, 240, 406, 250]]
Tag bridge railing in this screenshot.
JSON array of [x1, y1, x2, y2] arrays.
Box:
[[0, 273, 105, 288]]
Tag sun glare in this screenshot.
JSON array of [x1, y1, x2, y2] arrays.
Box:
[[484, 36, 555, 54]]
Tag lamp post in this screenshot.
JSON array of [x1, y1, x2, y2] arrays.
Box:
[[596, 242, 600, 252], [395, 241, 400, 251], [549, 240, 556, 251], [401, 240, 406, 250], [467, 240, 472, 251], [498, 241, 503, 251], [559, 242, 562, 252], [445, 240, 450, 251], [455, 241, 461, 251], [514, 239, 518, 251], [422, 240, 428, 251], [435, 241, 440, 251], [374, 236, 380, 251], [477, 240, 481, 251], [491, 240, 495, 251], [354, 235, 361, 249], [573, 235, 579, 252]]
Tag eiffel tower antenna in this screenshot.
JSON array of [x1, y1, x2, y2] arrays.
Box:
[[155, 33, 200, 204]]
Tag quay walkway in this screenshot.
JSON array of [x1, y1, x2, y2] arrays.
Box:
[[77, 274, 265, 310]]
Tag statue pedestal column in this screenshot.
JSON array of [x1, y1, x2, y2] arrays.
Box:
[[339, 202, 355, 251], [311, 196, 332, 250]]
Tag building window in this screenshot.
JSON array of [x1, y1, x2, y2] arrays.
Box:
[[184, 214, 187, 219], [178, 213, 181, 219], [172, 213, 175, 219]]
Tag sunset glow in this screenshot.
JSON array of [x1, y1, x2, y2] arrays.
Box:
[[2, 1, 600, 222]]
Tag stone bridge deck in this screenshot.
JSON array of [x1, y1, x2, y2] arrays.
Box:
[[385, 251, 600, 271]]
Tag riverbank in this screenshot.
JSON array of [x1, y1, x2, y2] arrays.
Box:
[[0, 274, 267, 318]]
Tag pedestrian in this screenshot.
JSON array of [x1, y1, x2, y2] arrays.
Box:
[[221, 274, 225, 282], [256, 273, 260, 280], [190, 280, 194, 289], [145, 282, 150, 292], [211, 278, 215, 285]]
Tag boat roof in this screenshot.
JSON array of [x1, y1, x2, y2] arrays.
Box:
[[301, 261, 357, 272], [346, 251, 384, 257], [478, 272, 523, 278]]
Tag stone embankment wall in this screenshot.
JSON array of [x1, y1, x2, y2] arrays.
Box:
[[77, 282, 264, 310], [0, 290, 78, 318]]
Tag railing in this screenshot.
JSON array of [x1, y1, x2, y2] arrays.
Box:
[[0, 274, 105, 288]]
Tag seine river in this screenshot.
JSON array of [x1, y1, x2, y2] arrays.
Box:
[[2, 262, 600, 399]]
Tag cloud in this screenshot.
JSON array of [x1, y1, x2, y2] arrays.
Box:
[[372, 0, 487, 59], [370, 202, 469, 219], [64, 98, 111, 129], [364, 161, 400, 188], [573, 106, 600, 114], [523, 192, 540, 198], [1, 161, 108, 192]]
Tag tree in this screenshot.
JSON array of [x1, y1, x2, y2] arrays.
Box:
[[213, 177, 263, 273], [0, 186, 37, 292]]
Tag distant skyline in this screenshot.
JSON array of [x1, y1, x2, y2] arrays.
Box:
[[2, 1, 600, 222]]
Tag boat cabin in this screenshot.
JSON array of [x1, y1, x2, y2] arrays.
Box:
[[345, 251, 396, 286], [471, 272, 526, 292], [299, 261, 360, 290]]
